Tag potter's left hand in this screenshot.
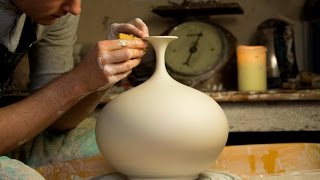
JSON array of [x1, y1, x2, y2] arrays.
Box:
[[107, 18, 149, 40]]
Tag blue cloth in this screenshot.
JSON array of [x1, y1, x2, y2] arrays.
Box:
[[1, 117, 100, 178]]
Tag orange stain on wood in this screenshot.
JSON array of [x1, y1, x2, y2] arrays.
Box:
[[261, 150, 284, 174], [248, 154, 256, 173], [248, 150, 286, 174], [262, 150, 277, 173]]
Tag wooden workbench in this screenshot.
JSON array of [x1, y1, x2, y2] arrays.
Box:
[[35, 143, 320, 179]]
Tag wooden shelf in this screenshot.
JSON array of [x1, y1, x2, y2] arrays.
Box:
[[101, 89, 320, 104], [151, 2, 244, 18], [205, 89, 320, 102], [2, 89, 320, 105]]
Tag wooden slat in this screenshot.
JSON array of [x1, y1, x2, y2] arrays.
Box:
[[100, 89, 320, 104]]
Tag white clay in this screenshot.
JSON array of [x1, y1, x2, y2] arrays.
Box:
[[96, 36, 229, 180]]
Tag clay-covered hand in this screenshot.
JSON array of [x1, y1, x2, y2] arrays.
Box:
[[107, 18, 149, 40], [75, 38, 148, 92]]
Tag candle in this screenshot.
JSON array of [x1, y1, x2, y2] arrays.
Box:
[[237, 45, 267, 92]]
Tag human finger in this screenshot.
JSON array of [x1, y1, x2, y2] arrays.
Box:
[[98, 48, 145, 66], [109, 19, 148, 38], [127, 18, 149, 38], [97, 70, 132, 91], [102, 58, 141, 76], [99, 39, 148, 51]]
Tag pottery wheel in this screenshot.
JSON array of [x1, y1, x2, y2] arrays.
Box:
[[89, 171, 241, 180]]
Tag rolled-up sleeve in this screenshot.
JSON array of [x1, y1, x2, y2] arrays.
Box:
[[28, 13, 80, 91]]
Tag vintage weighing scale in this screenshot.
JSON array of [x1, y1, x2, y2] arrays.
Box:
[[151, 0, 243, 91]]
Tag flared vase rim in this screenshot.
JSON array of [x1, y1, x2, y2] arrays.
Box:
[[143, 36, 178, 40]]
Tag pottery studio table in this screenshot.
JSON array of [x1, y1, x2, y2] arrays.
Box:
[[35, 143, 320, 179]]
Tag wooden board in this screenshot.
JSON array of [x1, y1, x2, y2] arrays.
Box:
[[35, 143, 320, 179]]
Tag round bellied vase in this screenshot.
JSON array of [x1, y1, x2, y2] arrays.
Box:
[[96, 36, 229, 180]]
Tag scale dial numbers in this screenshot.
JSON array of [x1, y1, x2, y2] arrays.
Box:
[[165, 21, 225, 76]]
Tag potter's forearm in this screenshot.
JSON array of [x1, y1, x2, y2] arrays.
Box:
[[0, 70, 89, 154], [49, 89, 109, 131]]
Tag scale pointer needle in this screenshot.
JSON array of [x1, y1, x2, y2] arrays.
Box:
[[183, 29, 204, 66]]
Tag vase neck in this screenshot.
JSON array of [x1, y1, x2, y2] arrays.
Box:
[[144, 36, 178, 80]]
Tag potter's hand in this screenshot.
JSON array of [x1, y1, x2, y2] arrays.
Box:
[[76, 38, 148, 92], [107, 18, 149, 40]]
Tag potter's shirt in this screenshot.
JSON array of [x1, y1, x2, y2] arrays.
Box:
[[0, 0, 25, 52], [0, 1, 80, 96]]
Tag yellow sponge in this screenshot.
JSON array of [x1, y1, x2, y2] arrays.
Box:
[[119, 33, 146, 52], [119, 33, 138, 40]]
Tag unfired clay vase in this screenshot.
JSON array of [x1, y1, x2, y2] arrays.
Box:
[[96, 36, 229, 180]]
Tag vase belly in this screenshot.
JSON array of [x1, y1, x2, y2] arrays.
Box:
[[96, 36, 229, 179]]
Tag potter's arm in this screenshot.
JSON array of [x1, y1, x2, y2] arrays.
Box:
[[48, 88, 109, 131], [47, 18, 149, 131]]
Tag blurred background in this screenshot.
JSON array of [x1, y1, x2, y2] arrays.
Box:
[[11, 0, 320, 92], [4, 0, 320, 144]]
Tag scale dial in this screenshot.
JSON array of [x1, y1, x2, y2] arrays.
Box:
[[165, 21, 233, 86]]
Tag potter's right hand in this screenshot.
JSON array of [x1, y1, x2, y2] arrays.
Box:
[[107, 18, 149, 40], [75, 38, 148, 92]]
